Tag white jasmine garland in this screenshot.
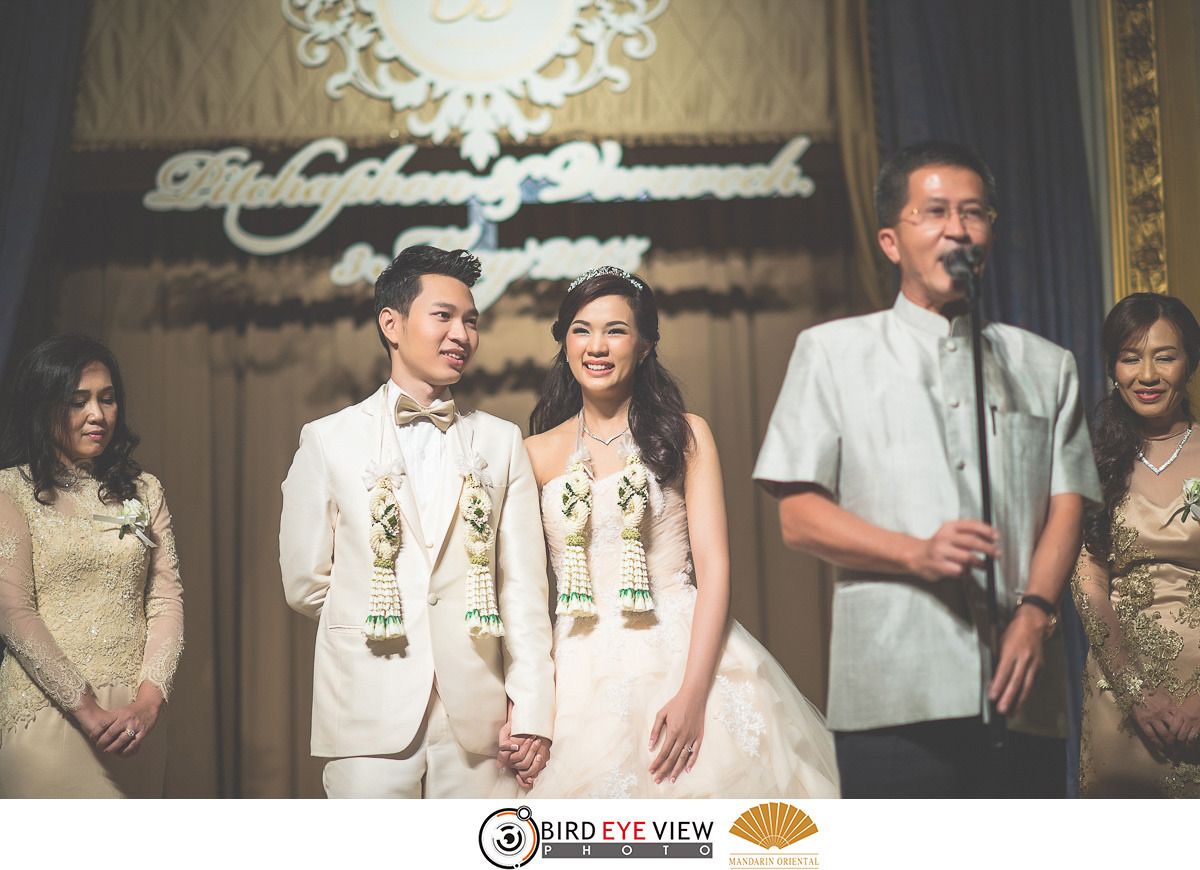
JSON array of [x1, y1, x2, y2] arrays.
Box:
[[461, 473, 504, 636], [557, 454, 597, 616], [617, 452, 654, 612], [365, 476, 405, 640]]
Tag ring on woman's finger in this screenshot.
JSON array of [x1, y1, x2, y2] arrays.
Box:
[[125, 727, 138, 739]]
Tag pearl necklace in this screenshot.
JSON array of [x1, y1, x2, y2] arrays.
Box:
[[1137, 425, 1193, 475]]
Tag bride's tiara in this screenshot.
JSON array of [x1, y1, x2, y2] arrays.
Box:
[[566, 266, 645, 294]]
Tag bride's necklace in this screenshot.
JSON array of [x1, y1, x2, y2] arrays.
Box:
[[1137, 424, 1193, 475], [582, 416, 629, 446]]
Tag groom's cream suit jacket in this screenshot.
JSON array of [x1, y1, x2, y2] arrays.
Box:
[[280, 385, 554, 758]]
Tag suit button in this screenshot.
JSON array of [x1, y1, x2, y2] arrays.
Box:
[[427, 593, 439, 606], [955, 459, 966, 470], [949, 398, 960, 408], [945, 340, 957, 352]]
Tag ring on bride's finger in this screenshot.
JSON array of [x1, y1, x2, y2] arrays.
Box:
[[125, 728, 138, 739], [684, 745, 695, 753]]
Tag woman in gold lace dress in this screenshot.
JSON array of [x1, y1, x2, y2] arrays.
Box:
[[1073, 293, 1200, 797], [0, 336, 183, 797]]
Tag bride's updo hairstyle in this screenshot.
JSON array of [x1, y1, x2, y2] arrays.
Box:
[[529, 267, 693, 485], [1084, 292, 1200, 560]]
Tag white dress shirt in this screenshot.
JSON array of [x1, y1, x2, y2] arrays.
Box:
[[386, 380, 449, 540], [754, 291, 1100, 735]]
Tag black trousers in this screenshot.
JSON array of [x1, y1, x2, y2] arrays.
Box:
[[835, 718, 1066, 798]]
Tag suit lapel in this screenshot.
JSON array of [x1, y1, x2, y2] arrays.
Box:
[[427, 412, 472, 563]]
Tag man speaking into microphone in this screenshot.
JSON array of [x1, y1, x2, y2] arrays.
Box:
[[754, 142, 1100, 797]]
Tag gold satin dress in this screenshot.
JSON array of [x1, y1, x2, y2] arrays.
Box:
[[1073, 433, 1200, 797], [0, 466, 183, 798]]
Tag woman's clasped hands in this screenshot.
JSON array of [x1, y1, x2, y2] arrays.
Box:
[[72, 686, 162, 757]]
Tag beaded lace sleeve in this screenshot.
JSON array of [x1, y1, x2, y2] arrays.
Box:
[[0, 489, 89, 711], [138, 480, 184, 701], [1070, 544, 1147, 713]]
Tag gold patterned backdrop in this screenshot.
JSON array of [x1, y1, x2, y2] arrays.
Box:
[[74, 0, 833, 150]]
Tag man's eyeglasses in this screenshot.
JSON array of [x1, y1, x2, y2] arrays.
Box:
[[901, 203, 998, 231]]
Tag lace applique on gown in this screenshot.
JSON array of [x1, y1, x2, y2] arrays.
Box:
[[1072, 435, 1200, 797], [527, 462, 839, 798], [0, 466, 184, 797]]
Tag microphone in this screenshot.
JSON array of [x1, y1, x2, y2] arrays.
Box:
[[940, 244, 985, 283]]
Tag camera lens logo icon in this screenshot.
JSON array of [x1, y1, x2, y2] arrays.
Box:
[[479, 806, 539, 869]]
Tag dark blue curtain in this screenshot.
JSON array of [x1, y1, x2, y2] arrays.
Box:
[[869, 0, 1103, 796], [0, 0, 89, 380]]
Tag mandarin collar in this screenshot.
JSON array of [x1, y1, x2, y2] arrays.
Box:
[[892, 291, 973, 338]]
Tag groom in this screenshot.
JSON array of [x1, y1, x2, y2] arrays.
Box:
[[280, 245, 554, 797]]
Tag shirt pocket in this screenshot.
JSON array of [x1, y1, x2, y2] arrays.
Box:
[[991, 409, 1052, 540]]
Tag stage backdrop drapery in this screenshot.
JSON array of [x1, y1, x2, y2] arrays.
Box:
[[869, 0, 1107, 797], [0, 0, 88, 380]]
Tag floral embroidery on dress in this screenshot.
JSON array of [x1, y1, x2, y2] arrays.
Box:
[[0, 468, 183, 741], [1091, 501, 1188, 708], [1163, 761, 1200, 798], [605, 678, 632, 721], [0, 630, 88, 713], [589, 767, 638, 799], [712, 675, 766, 757], [1173, 573, 1200, 631], [0, 527, 18, 562], [139, 634, 184, 701]]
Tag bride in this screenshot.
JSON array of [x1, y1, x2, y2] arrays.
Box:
[[518, 266, 839, 798]]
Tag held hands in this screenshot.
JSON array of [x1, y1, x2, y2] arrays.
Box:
[[497, 717, 550, 789], [648, 689, 705, 785], [908, 520, 1001, 582]]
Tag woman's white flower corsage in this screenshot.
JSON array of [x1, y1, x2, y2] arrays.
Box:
[[94, 498, 157, 548], [1170, 478, 1200, 525]]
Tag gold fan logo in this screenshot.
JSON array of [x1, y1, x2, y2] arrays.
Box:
[[728, 803, 820, 868]]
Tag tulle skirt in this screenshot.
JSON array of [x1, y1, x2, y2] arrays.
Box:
[[528, 601, 840, 799]]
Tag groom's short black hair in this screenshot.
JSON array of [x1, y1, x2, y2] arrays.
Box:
[[374, 245, 483, 350]]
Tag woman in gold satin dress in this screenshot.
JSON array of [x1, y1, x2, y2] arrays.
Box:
[[1073, 293, 1200, 797], [0, 336, 183, 797]]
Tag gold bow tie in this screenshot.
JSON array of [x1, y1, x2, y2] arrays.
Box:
[[394, 394, 456, 432]]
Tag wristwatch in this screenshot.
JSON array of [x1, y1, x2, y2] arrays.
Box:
[[1016, 592, 1058, 636]]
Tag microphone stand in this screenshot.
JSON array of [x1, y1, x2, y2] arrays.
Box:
[[944, 246, 1007, 760]]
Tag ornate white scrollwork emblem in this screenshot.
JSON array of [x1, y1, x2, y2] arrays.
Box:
[[282, 0, 668, 169]]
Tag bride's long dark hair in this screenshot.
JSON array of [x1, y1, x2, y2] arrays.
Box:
[[1083, 293, 1200, 560], [529, 269, 693, 485]]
